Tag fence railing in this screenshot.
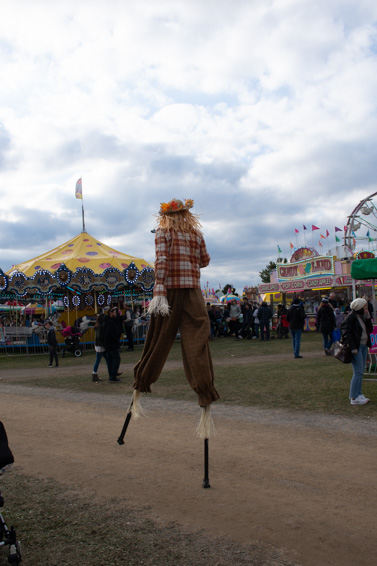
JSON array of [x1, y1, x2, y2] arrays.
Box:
[[0, 322, 151, 357]]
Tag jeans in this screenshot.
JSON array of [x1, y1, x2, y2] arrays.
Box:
[[254, 323, 260, 338], [349, 344, 367, 399], [260, 323, 270, 341], [93, 351, 104, 373], [49, 346, 58, 366], [322, 331, 333, 350], [104, 349, 121, 380], [290, 329, 302, 357], [125, 325, 134, 350]]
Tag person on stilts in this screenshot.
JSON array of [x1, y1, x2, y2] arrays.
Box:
[[119, 199, 219, 485]]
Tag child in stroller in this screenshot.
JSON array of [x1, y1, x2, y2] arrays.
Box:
[[0, 421, 22, 564]]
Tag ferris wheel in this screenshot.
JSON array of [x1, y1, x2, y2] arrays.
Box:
[[345, 191, 377, 254]]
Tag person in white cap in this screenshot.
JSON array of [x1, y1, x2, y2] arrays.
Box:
[[341, 298, 372, 405]]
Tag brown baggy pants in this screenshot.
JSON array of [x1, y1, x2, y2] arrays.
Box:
[[133, 288, 219, 406]]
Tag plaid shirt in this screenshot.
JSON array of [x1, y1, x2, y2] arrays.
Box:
[[153, 228, 210, 297]]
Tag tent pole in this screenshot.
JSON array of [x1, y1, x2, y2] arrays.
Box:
[[352, 278, 357, 300]]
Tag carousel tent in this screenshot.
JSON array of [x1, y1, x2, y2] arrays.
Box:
[[1, 231, 154, 296]]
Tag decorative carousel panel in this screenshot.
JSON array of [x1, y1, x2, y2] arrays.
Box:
[[124, 262, 140, 285], [8, 272, 28, 295], [55, 265, 72, 286], [70, 267, 96, 292], [32, 271, 56, 295], [137, 268, 155, 291], [102, 268, 124, 291], [0, 269, 8, 292]]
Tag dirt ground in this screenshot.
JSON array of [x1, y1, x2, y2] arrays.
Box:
[[1, 363, 377, 566]]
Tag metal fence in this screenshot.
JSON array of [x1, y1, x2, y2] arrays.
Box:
[[0, 322, 150, 357]]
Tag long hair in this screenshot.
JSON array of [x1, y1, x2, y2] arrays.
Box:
[[156, 209, 203, 233]]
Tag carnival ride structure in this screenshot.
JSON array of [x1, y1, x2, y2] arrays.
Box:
[[345, 191, 377, 255], [0, 230, 154, 309]]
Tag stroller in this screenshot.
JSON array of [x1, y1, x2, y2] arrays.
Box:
[[61, 326, 83, 358], [0, 422, 22, 564]]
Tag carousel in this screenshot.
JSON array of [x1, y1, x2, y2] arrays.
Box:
[[0, 230, 154, 338]]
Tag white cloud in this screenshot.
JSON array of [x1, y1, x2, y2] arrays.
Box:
[[1, 0, 377, 293]]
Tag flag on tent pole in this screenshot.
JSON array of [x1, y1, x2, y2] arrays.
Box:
[[335, 235, 341, 243], [326, 229, 329, 237], [290, 242, 294, 249], [295, 228, 299, 233], [335, 226, 342, 232], [75, 177, 86, 232], [366, 230, 370, 237], [312, 225, 319, 231], [344, 225, 348, 232], [75, 178, 83, 199], [277, 245, 282, 253], [318, 240, 323, 247], [303, 225, 307, 230], [320, 234, 326, 239]]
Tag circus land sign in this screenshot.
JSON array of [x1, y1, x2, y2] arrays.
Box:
[[258, 255, 356, 294]]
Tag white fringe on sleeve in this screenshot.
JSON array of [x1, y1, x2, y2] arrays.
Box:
[[148, 296, 171, 316]]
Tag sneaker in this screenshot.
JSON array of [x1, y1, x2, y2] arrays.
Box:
[[358, 394, 370, 402], [92, 373, 101, 382], [294, 355, 303, 359], [109, 377, 122, 383], [116, 372, 122, 377], [48, 364, 53, 368], [350, 396, 369, 405]]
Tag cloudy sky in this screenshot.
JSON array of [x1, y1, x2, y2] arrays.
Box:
[[1, 0, 377, 294]]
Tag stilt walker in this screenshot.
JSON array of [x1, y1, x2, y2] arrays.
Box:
[[117, 198, 220, 487]]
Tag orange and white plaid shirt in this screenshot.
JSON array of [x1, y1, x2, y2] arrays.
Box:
[[153, 228, 210, 297]]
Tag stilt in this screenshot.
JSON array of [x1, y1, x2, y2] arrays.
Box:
[[117, 391, 144, 445], [117, 400, 133, 445], [202, 438, 210, 488]]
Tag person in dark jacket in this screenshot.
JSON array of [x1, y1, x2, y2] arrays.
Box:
[[102, 307, 124, 382], [45, 320, 59, 368], [258, 302, 273, 341], [316, 296, 336, 355], [239, 303, 253, 339], [341, 298, 372, 405], [286, 298, 306, 358]]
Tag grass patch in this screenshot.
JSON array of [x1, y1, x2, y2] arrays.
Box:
[[0, 473, 294, 566], [2, 333, 377, 418]]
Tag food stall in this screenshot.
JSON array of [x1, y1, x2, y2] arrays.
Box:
[[258, 247, 361, 331]]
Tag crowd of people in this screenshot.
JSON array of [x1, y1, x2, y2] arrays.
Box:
[[207, 297, 289, 342], [207, 291, 373, 407]]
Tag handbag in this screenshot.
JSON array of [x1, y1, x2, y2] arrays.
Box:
[[331, 341, 352, 364]]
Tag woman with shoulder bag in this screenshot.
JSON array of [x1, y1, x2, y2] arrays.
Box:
[[341, 298, 372, 405]]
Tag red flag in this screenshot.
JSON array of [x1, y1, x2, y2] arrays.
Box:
[[320, 234, 326, 239], [290, 242, 294, 249], [312, 225, 319, 231], [326, 229, 329, 237], [295, 228, 299, 233], [344, 225, 348, 232], [318, 240, 323, 247]]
